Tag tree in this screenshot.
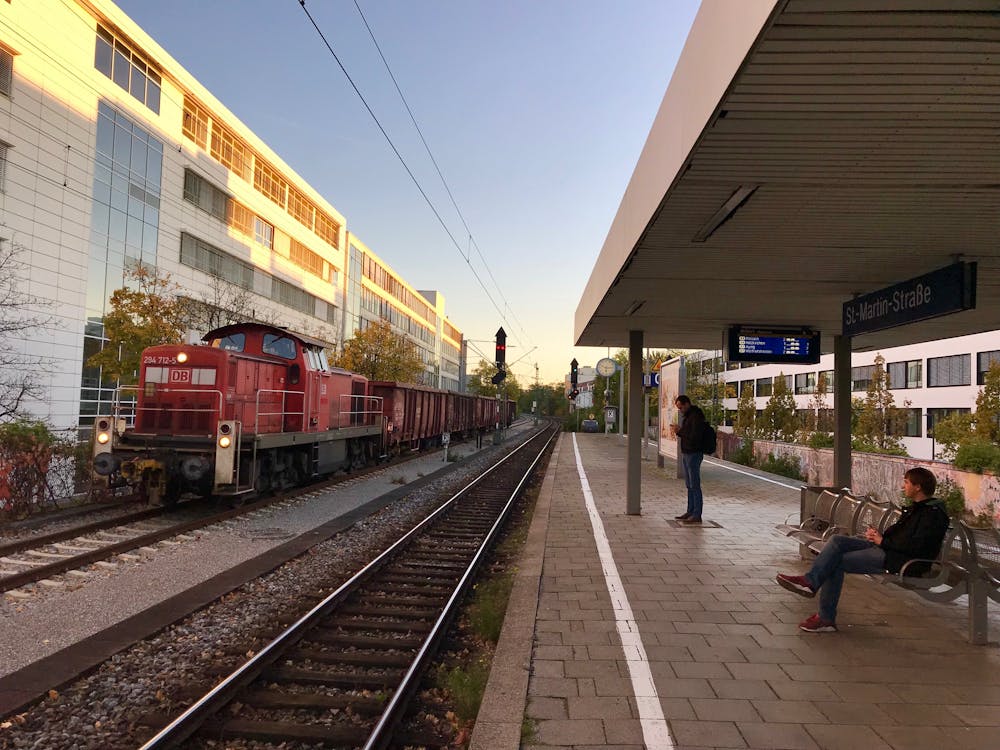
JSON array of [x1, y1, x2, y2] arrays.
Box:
[[807, 372, 830, 433], [0, 240, 49, 421], [853, 354, 909, 454], [734, 383, 757, 439], [184, 275, 279, 333], [932, 361, 1000, 460], [331, 318, 426, 383], [86, 262, 190, 386], [761, 372, 798, 441]]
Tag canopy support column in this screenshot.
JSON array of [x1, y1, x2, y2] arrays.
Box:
[[627, 329, 643, 515], [833, 334, 852, 489]]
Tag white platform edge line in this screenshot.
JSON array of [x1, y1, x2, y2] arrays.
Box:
[[572, 434, 674, 750]]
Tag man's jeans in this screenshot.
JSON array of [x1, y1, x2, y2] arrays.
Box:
[[805, 535, 886, 623], [681, 451, 704, 518]]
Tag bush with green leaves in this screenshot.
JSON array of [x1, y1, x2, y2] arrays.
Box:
[[730, 439, 755, 467], [807, 432, 834, 449], [759, 452, 804, 481], [935, 478, 966, 519], [953, 439, 1000, 475], [0, 419, 74, 516]]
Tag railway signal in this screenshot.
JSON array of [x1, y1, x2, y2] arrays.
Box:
[[570, 358, 578, 387], [495, 327, 506, 368]]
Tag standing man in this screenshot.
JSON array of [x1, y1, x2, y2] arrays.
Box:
[[669, 394, 705, 524], [776, 467, 949, 633]]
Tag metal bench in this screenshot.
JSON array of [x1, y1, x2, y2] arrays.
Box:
[[792, 487, 997, 644], [807, 493, 868, 555], [776, 488, 845, 554]]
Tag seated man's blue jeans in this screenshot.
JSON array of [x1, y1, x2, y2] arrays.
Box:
[[681, 451, 704, 518], [805, 534, 886, 623]]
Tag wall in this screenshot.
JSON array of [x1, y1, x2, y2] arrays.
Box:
[[747, 438, 999, 516]]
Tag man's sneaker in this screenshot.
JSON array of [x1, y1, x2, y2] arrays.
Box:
[[799, 614, 837, 633], [674, 512, 691, 520], [682, 516, 702, 524], [776, 573, 815, 598]]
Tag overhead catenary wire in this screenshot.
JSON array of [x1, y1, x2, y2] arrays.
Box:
[[295, 0, 526, 347], [351, 0, 531, 345]]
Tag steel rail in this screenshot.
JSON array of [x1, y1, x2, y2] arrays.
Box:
[[363, 423, 558, 749], [138, 423, 556, 750]]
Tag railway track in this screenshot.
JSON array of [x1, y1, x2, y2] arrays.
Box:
[[0, 442, 468, 597], [138, 422, 558, 749]]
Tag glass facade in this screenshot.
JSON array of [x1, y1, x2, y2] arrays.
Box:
[[81, 102, 163, 431]]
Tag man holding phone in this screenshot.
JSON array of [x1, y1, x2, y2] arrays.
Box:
[[775, 467, 949, 633]]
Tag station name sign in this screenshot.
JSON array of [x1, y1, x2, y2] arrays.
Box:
[[726, 326, 821, 365], [842, 261, 977, 337]]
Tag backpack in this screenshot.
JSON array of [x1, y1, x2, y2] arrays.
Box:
[[700, 423, 717, 454]]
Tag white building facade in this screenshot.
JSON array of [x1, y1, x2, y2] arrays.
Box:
[[0, 0, 466, 437], [702, 330, 1000, 460]]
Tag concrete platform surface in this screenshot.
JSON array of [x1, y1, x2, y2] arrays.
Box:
[[471, 432, 1000, 750]]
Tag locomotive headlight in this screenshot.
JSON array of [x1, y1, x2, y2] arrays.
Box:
[[177, 352, 189, 363], [96, 432, 111, 445], [218, 435, 231, 449]]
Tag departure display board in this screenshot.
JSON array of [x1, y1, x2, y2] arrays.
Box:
[[726, 326, 821, 365]]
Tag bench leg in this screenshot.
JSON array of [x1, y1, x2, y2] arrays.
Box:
[[969, 578, 989, 646]]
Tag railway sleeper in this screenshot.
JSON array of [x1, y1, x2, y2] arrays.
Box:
[[266, 664, 404, 687], [292, 646, 413, 667], [242, 687, 384, 714], [307, 631, 425, 650], [357, 593, 446, 607], [340, 603, 440, 618], [323, 616, 432, 633], [386, 564, 466, 577], [378, 580, 454, 595], [197, 718, 370, 746]]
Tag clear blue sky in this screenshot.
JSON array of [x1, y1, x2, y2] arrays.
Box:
[[114, 0, 700, 385]]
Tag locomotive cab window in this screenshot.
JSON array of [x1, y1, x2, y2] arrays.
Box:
[[288, 363, 301, 385], [212, 333, 245, 352], [263, 334, 296, 359]]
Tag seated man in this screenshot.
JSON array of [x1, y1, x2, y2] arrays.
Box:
[[776, 467, 949, 633]]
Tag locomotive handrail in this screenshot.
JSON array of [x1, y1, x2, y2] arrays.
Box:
[[112, 386, 223, 433], [338, 393, 383, 428], [253, 390, 384, 433]]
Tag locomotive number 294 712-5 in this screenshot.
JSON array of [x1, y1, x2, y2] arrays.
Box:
[[143, 355, 178, 365]]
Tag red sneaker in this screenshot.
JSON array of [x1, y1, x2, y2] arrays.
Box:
[[799, 613, 837, 633], [776, 573, 815, 598]]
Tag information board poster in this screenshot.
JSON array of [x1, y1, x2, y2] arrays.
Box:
[[658, 358, 682, 460]]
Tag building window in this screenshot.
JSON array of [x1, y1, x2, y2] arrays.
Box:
[[253, 217, 273, 249], [254, 158, 287, 208], [927, 407, 970, 435], [794, 372, 817, 395], [928, 354, 970, 387], [902, 408, 922, 437], [180, 232, 254, 290], [0, 46, 12, 97], [182, 169, 228, 222], [94, 25, 161, 113], [888, 359, 922, 389], [271, 276, 314, 315], [820, 370, 834, 392], [755, 378, 772, 397], [182, 96, 210, 149], [289, 238, 325, 279], [210, 123, 252, 181], [851, 365, 875, 392], [977, 350, 1000, 385]]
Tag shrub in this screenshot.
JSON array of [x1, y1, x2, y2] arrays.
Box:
[[954, 439, 1000, 474], [807, 432, 834, 449], [759, 452, 804, 481], [936, 478, 966, 519], [0, 420, 70, 516], [730, 439, 755, 467]]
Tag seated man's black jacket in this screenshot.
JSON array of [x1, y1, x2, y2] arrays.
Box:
[[879, 498, 950, 575]]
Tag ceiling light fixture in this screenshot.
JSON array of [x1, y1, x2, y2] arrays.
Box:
[[692, 184, 759, 243]]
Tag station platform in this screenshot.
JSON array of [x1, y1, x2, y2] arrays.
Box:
[[471, 432, 1000, 750]]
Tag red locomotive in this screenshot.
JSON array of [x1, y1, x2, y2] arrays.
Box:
[[92, 322, 515, 504]]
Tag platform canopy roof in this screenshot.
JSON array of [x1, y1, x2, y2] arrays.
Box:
[[575, 0, 1000, 354]]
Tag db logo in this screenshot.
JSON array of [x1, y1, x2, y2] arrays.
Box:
[[170, 369, 192, 383]]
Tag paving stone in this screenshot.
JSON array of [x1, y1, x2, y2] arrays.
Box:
[[806, 723, 893, 750], [737, 721, 819, 749], [533, 718, 605, 745]]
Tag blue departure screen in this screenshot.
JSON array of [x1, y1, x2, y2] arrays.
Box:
[[726, 327, 821, 364]]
